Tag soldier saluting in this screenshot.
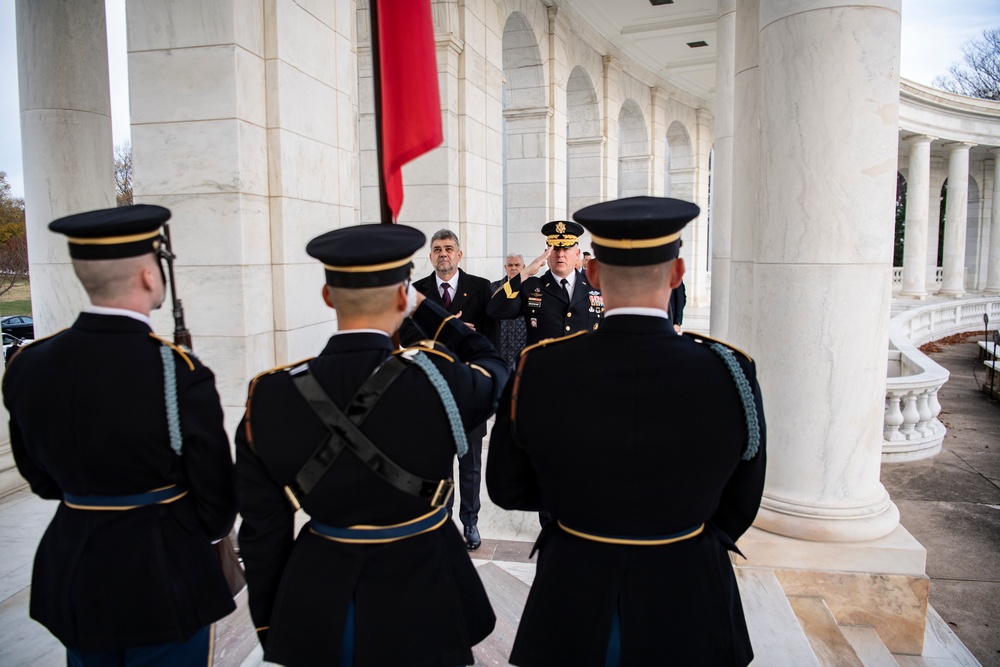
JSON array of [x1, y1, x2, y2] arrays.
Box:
[[3, 205, 237, 666], [486, 220, 604, 348], [236, 224, 508, 666]]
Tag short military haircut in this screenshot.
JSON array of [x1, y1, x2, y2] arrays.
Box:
[[596, 260, 674, 298], [72, 255, 155, 303], [327, 283, 402, 317]]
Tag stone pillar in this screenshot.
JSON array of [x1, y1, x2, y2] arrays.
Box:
[[727, 0, 760, 353], [16, 0, 115, 336], [940, 142, 976, 296], [601, 56, 623, 203], [984, 151, 1000, 295], [710, 0, 736, 339], [754, 0, 901, 542], [687, 107, 713, 308], [900, 135, 935, 298]]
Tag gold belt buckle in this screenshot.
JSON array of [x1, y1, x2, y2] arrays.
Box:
[[430, 479, 454, 507]]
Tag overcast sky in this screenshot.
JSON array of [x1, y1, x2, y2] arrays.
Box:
[[0, 0, 997, 199]]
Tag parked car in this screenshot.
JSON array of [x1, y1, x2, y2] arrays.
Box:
[[1, 315, 34, 340]]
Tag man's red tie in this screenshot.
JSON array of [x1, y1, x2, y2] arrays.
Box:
[[442, 283, 452, 308]]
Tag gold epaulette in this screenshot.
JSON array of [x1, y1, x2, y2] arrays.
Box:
[[681, 332, 752, 362], [3, 329, 65, 368], [148, 334, 195, 371], [394, 342, 456, 364], [518, 330, 588, 358], [247, 357, 315, 390], [501, 280, 520, 299]]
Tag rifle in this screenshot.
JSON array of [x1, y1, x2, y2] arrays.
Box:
[[159, 224, 192, 349], [157, 223, 245, 594]]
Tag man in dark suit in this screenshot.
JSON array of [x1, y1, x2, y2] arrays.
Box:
[[236, 224, 508, 666], [487, 196, 767, 666], [401, 228, 497, 550], [486, 220, 603, 348], [2, 205, 237, 666]]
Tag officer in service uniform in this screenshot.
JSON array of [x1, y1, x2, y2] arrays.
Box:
[[235, 224, 507, 667], [2, 205, 237, 666], [486, 220, 603, 348], [486, 196, 767, 666]]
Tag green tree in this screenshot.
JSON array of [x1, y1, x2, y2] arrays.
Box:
[[0, 171, 28, 297], [933, 28, 1000, 101]]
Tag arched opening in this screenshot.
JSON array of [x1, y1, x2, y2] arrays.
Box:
[[665, 121, 694, 201], [566, 66, 601, 249], [617, 100, 649, 198], [502, 12, 548, 259]]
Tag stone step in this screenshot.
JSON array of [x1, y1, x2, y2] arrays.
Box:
[[739, 567, 821, 667], [841, 625, 900, 667], [789, 595, 864, 667], [213, 589, 260, 667], [894, 606, 982, 667]]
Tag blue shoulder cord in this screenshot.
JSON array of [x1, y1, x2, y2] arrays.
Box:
[[708, 343, 760, 461], [409, 351, 469, 458], [159, 345, 184, 456]]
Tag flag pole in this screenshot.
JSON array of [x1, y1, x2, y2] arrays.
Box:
[[369, 0, 394, 224]]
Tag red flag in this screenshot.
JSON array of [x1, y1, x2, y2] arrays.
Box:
[[376, 0, 443, 220]]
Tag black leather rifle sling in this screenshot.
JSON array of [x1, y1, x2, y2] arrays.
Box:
[[284, 356, 454, 510]]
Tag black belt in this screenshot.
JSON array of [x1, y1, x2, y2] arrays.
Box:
[[285, 359, 454, 510]]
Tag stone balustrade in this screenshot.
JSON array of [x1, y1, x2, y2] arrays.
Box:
[[884, 296, 1000, 461]]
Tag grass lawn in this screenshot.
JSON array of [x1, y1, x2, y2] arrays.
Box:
[[0, 280, 32, 317]]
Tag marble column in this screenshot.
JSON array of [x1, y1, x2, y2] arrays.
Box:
[[727, 0, 760, 353], [940, 142, 975, 296], [16, 0, 115, 336], [984, 151, 1000, 295], [710, 0, 736, 339], [754, 0, 901, 542], [900, 135, 935, 298]]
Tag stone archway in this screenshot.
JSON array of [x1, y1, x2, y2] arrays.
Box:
[[566, 65, 601, 244], [617, 99, 649, 198], [666, 120, 695, 201], [502, 11, 548, 259]]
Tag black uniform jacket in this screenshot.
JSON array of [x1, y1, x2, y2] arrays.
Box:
[[236, 300, 508, 667], [2, 312, 237, 651], [485, 268, 602, 347], [486, 314, 766, 666], [401, 268, 497, 440]]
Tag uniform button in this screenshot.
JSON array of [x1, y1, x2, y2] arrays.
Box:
[[567, 312, 572, 318], [565, 326, 571, 331]]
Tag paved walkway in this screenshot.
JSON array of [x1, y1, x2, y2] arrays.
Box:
[[881, 334, 1000, 666]]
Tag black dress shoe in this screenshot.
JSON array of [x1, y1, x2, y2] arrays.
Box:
[[464, 525, 481, 551]]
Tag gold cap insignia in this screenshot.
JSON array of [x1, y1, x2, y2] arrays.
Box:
[[555, 222, 566, 234]]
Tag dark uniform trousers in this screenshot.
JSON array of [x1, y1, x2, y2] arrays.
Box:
[[486, 314, 766, 666], [485, 268, 603, 348], [236, 300, 508, 667], [401, 269, 498, 529], [2, 313, 237, 658]]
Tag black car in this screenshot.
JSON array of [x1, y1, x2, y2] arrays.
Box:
[[1, 315, 34, 340]]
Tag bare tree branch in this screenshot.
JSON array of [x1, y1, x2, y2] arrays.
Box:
[[933, 28, 1000, 101], [115, 142, 133, 207]]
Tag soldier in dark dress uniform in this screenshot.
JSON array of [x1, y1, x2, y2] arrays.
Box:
[[486, 220, 603, 347], [2, 205, 237, 666], [400, 229, 498, 550], [486, 196, 767, 666], [236, 224, 507, 667]]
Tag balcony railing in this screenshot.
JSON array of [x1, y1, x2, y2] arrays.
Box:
[[885, 296, 1000, 461]]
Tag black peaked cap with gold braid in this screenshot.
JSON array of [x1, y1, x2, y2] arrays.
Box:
[[49, 204, 171, 260], [540, 220, 584, 248], [573, 195, 699, 266], [306, 224, 425, 288]]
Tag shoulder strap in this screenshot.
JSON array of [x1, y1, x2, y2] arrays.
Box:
[[286, 358, 453, 509]]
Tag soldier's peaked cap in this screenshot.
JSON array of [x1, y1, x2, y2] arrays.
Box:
[[573, 196, 699, 266], [307, 224, 426, 288], [541, 220, 584, 247], [48, 204, 171, 260]]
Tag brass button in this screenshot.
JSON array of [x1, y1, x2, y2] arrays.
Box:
[[565, 326, 571, 331], [567, 312, 572, 318]]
